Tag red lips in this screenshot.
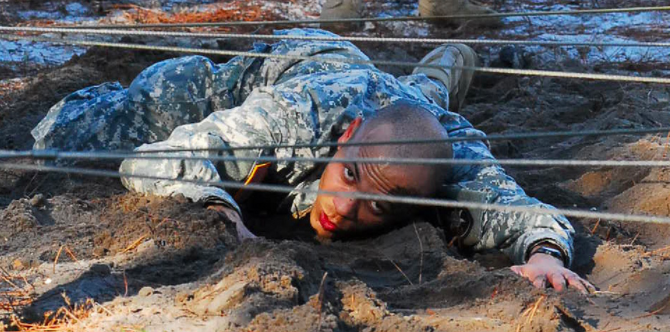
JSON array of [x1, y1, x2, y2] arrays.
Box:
[[319, 212, 337, 232]]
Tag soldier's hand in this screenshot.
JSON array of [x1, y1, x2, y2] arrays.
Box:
[[510, 253, 595, 294], [207, 205, 257, 241]]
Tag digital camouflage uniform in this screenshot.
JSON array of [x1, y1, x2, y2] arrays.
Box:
[[32, 29, 575, 266]]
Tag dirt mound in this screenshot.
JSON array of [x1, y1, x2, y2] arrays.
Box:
[[94, 194, 235, 256], [22, 223, 568, 332]]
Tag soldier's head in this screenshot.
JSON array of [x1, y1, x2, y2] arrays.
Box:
[[311, 103, 453, 239]]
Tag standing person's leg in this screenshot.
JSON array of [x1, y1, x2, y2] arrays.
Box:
[[419, 0, 502, 27], [398, 44, 478, 113], [32, 49, 268, 153]]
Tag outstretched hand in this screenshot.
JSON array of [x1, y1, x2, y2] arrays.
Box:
[[511, 253, 595, 294], [207, 205, 257, 241]]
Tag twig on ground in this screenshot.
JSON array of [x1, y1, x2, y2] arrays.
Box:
[[635, 299, 669, 319], [27, 173, 50, 198], [412, 222, 424, 285], [63, 246, 78, 262], [0, 269, 21, 290], [316, 272, 328, 332], [22, 172, 39, 198], [53, 245, 64, 274], [515, 304, 532, 332], [122, 234, 148, 253], [643, 244, 670, 257], [381, 252, 414, 286], [447, 237, 458, 248], [590, 219, 601, 234], [629, 232, 640, 246], [526, 295, 546, 325], [123, 271, 128, 297], [95, 302, 114, 316], [599, 327, 622, 332]]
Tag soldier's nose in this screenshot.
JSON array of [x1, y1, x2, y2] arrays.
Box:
[[333, 196, 358, 220]]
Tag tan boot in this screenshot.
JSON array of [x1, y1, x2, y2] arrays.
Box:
[[320, 0, 364, 31], [418, 0, 502, 27], [412, 44, 479, 113]]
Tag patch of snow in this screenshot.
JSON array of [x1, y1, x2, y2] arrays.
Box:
[[17, 2, 97, 24], [259, 0, 322, 21], [0, 39, 86, 67], [373, 1, 430, 39], [160, 0, 218, 12], [499, 9, 670, 66], [17, 10, 57, 21], [65, 3, 88, 16]]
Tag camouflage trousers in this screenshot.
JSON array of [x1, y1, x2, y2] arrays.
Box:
[[31, 31, 449, 152]]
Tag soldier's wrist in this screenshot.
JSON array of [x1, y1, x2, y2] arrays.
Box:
[[206, 204, 243, 222], [529, 243, 566, 266]]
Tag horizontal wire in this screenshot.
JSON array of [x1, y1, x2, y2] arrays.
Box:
[[49, 5, 670, 29], [1, 161, 669, 224], [5, 35, 670, 84], [4, 26, 670, 48], [108, 127, 670, 154], [2, 149, 670, 169]]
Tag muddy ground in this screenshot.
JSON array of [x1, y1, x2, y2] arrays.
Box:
[[1, 0, 670, 331]]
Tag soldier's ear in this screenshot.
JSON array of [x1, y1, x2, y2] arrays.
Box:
[[337, 117, 363, 149]]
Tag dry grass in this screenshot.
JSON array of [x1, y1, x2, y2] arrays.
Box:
[[0, 267, 34, 313], [8, 295, 97, 332], [514, 295, 546, 332], [112, 1, 277, 31], [18, 0, 282, 33], [2, 292, 111, 332], [1, 266, 106, 332], [643, 244, 670, 258]]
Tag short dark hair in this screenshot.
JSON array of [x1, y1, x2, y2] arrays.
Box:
[[351, 102, 453, 195]]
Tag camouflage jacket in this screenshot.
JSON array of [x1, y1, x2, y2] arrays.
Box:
[[32, 29, 575, 266]]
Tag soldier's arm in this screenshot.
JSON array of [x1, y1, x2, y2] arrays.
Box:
[[444, 125, 575, 267], [119, 88, 311, 216]]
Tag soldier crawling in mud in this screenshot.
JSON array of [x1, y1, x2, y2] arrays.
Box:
[[30, 3, 594, 294]]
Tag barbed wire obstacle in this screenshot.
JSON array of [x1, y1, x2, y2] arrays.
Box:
[[4, 26, 670, 48], [48, 5, 670, 29], [3, 126, 669, 171], [3, 35, 670, 84], [3, 6, 670, 230], [0, 162, 668, 225], [3, 149, 670, 169], [74, 126, 670, 154]]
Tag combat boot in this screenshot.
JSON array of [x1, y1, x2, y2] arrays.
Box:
[[412, 44, 479, 113], [418, 0, 501, 27], [320, 0, 364, 31]]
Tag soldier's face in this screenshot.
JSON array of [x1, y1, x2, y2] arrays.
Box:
[[310, 118, 435, 240]]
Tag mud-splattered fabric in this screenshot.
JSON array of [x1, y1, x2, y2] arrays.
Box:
[[31, 28, 574, 266]]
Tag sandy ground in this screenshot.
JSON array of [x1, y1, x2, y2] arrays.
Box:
[[2, 0, 670, 331]]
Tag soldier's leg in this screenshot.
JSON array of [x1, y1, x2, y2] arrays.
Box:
[[125, 54, 264, 143], [31, 82, 134, 151], [259, 29, 373, 85], [32, 53, 265, 152], [419, 0, 502, 27], [399, 44, 479, 113], [33, 30, 369, 152]]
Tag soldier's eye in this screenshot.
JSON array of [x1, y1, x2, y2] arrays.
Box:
[[343, 167, 355, 182], [370, 201, 383, 214]]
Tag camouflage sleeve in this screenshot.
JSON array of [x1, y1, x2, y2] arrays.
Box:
[[445, 126, 575, 267], [119, 87, 312, 216]]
